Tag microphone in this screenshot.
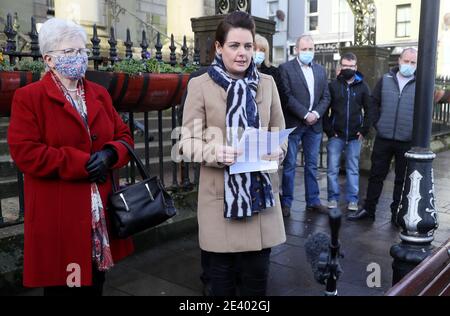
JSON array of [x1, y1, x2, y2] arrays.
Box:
[[305, 232, 331, 284], [304, 208, 343, 296]]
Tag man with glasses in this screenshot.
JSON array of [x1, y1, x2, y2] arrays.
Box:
[[324, 52, 373, 212]]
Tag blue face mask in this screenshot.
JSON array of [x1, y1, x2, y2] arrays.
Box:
[[299, 51, 314, 65], [399, 64, 416, 77], [254, 51, 266, 66]]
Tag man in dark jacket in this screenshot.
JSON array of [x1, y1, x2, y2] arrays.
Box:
[[279, 35, 331, 217], [348, 48, 418, 223], [324, 52, 373, 212]]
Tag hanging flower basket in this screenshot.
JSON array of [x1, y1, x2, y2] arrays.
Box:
[[0, 70, 190, 116], [0, 71, 41, 116], [85, 71, 190, 112]]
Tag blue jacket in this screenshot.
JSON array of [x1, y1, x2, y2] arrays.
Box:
[[324, 72, 374, 141]]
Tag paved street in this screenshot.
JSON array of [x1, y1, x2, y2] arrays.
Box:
[[23, 150, 450, 296]]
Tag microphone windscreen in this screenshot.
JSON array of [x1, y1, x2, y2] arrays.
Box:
[[304, 233, 330, 283]]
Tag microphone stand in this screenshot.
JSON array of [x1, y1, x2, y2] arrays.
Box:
[[319, 209, 342, 296]]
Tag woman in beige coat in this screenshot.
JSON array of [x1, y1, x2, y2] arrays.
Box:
[[180, 11, 287, 296]]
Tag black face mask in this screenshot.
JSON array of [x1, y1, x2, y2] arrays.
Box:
[[340, 69, 356, 80]]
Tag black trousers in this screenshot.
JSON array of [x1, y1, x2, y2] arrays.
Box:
[[364, 137, 411, 215], [207, 249, 271, 297], [43, 267, 105, 296]]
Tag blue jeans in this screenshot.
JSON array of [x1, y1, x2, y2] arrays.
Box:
[[281, 126, 322, 208], [327, 137, 362, 203]]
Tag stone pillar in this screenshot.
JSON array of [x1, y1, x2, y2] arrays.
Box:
[[191, 15, 276, 66], [339, 46, 390, 172]]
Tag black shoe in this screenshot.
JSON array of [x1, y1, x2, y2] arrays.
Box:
[[282, 206, 291, 218], [347, 209, 375, 222], [306, 204, 329, 215]]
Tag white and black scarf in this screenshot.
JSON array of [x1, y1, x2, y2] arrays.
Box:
[[208, 54, 275, 219]]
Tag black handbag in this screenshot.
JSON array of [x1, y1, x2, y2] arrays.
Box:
[[108, 140, 177, 239]]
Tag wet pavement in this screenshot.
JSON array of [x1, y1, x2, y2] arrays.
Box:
[[22, 150, 450, 296]]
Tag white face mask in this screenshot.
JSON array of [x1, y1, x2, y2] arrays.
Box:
[[253, 51, 266, 66]]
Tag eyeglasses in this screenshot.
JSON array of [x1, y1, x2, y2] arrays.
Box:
[[47, 48, 92, 57], [341, 64, 357, 69]]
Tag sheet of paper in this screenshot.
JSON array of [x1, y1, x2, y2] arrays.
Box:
[[229, 127, 297, 175]]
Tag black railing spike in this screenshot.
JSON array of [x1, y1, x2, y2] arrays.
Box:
[[141, 30, 149, 60], [169, 34, 176, 67], [155, 32, 163, 62], [194, 37, 200, 65], [29, 16, 40, 60], [91, 24, 101, 70], [108, 27, 118, 65], [181, 35, 188, 66], [4, 13, 17, 64], [125, 28, 133, 59]]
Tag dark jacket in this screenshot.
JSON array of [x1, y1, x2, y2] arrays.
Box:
[[373, 67, 416, 142], [259, 63, 287, 106], [279, 59, 331, 132], [324, 72, 374, 141]]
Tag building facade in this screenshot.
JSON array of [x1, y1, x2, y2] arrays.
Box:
[[0, 0, 215, 59], [252, 0, 354, 75], [1, 0, 448, 76], [252, 0, 449, 76]]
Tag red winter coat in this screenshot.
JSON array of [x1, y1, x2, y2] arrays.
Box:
[[8, 72, 134, 288]]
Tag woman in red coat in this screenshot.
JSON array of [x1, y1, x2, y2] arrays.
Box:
[[7, 18, 134, 296]]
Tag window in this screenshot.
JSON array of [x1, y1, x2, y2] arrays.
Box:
[[396, 4, 411, 38], [47, 0, 55, 17], [332, 0, 351, 33], [306, 0, 319, 32]]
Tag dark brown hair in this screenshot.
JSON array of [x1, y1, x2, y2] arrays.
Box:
[[341, 52, 358, 64], [215, 11, 256, 46]]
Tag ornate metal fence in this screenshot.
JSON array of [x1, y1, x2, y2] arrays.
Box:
[[0, 13, 201, 228]]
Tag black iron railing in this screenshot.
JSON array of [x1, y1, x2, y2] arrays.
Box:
[[0, 13, 201, 228]]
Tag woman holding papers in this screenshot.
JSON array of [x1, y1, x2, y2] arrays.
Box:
[[180, 11, 287, 296]]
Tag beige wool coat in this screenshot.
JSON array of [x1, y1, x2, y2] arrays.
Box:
[[180, 72, 287, 253]]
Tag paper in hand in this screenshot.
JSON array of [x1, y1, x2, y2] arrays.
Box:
[[229, 127, 296, 175]]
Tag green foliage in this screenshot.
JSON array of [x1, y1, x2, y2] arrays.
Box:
[[113, 58, 147, 76], [0, 52, 13, 71], [113, 58, 199, 75], [15, 59, 45, 73]]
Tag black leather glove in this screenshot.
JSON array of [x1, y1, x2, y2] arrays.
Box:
[[86, 147, 118, 184]]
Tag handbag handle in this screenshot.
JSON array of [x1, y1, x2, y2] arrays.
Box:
[[111, 140, 151, 192]]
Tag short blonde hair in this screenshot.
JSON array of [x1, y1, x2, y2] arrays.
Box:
[[255, 34, 271, 68]]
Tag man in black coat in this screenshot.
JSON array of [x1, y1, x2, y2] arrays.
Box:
[[323, 52, 374, 213]]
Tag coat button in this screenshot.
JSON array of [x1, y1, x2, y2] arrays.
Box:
[[91, 134, 98, 141]]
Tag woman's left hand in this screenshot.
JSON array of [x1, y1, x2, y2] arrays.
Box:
[[261, 149, 284, 162]]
